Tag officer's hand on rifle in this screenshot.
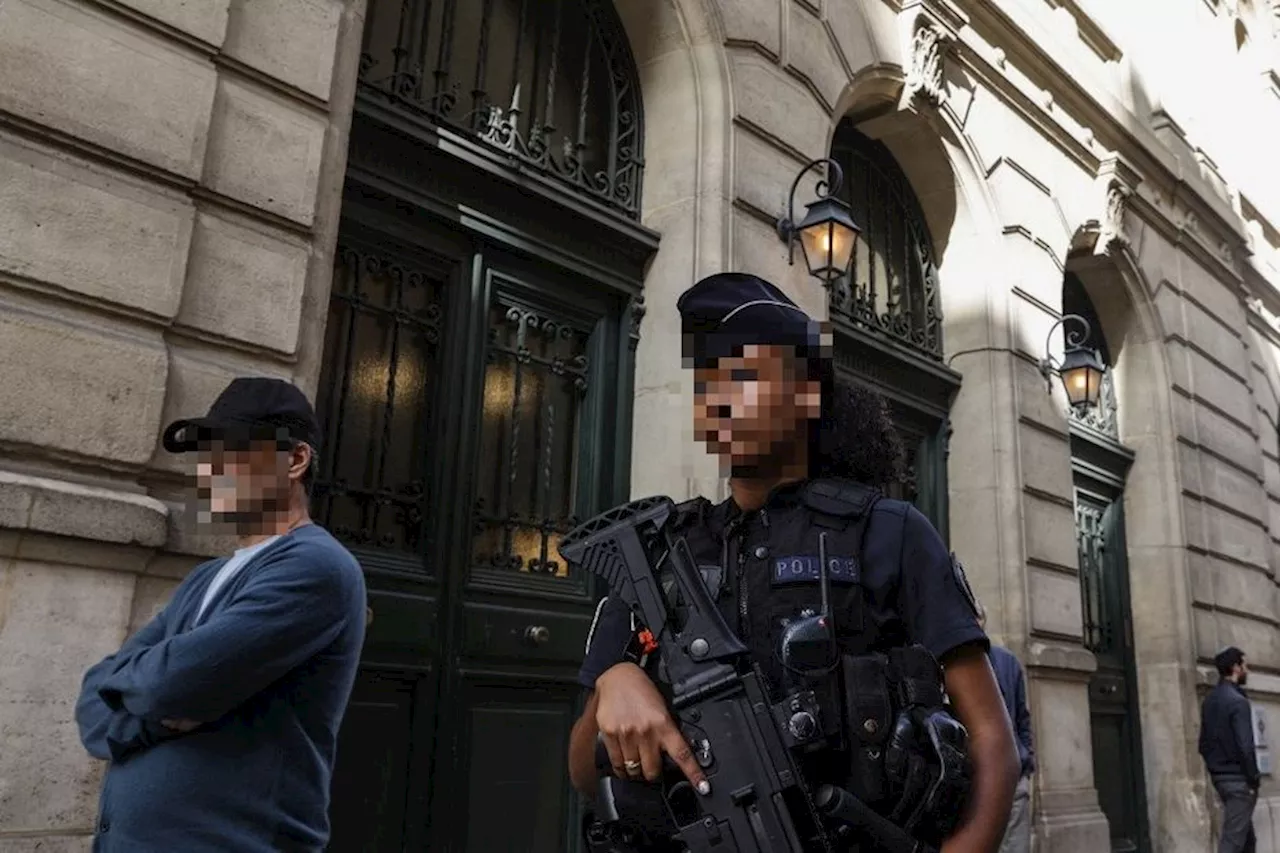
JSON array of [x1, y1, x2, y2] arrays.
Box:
[[595, 661, 711, 795]]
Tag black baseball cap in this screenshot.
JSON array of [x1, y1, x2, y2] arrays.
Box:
[[162, 376, 321, 454], [677, 272, 827, 365]]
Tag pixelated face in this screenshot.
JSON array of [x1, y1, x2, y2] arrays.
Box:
[[1238, 656, 1250, 685], [692, 344, 820, 474], [195, 435, 310, 532]]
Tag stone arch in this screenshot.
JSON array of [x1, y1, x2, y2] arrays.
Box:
[[822, 35, 1025, 633], [1063, 237, 1212, 852]]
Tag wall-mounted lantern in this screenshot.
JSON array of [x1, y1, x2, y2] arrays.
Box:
[[776, 157, 861, 284], [1039, 314, 1107, 410]]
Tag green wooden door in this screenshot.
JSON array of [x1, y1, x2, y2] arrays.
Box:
[[1073, 482, 1150, 853], [315, 0, 652, 846], [314, 214, 631, 852]]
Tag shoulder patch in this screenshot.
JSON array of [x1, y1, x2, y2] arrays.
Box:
[[803, 478, 880, 519], [950, 552, 980, 619]]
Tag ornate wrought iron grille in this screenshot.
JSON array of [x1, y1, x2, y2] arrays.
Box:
[[1063, 272, 1118, 437], [1075, 500, 1112, 655], [312, 243, 443, 558], [829, 127, 943, 360], [357, 0, 644, 219], [471, 299, 591, 579]]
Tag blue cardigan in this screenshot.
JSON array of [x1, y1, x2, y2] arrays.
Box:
[[76, 524, 366, 852]]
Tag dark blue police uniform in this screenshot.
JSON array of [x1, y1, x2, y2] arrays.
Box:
[[579, 480, 987, 693], [578, 275, 988, 836], [580, 272, 987, 693]]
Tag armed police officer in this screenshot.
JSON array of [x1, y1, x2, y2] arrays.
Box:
[[566, 272, 1018, 852]]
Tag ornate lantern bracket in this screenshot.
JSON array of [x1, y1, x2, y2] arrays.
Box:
[[776, 157, 862, 284], [1039, 313, 1107, 410]]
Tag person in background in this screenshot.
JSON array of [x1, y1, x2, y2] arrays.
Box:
[[976, 599, 1036, 853], [1199, 646, 1259, 853], [75, 377, 367, 853]]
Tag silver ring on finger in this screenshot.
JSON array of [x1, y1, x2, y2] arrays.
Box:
[[623, 759, 642, 776]]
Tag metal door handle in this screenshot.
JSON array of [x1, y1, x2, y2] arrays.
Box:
[[524, 625, 551, 646], [1100, 685, 1117, 695]]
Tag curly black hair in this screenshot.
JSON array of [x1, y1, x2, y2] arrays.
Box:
[[807, 365, 905, 489]]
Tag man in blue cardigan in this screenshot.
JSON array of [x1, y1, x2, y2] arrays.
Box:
[[75, 377, 367, 852]]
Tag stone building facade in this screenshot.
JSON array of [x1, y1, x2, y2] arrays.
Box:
[[2, 0, 1280, 851]]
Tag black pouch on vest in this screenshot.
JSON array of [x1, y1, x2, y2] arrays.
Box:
[[840, 652, 893, 806]]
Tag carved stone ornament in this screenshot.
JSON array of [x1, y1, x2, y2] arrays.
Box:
[[905, 22, 951, 107], [1101, 180, 1131, 252]]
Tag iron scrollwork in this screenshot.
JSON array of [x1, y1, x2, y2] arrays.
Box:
[[1075, 501, 1111, 655], [357, 0, 644, 219], [472, 301, 591, 579], [312, 245, 443, 556], [829, 127, 944, 361]]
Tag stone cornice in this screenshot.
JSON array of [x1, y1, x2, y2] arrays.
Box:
[[0, 469, 167, 549], [953, 0, 1251, 280]]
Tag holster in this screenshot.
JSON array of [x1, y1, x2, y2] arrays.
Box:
[[882, 645, 973, 844], [841, 645, 973, 846]]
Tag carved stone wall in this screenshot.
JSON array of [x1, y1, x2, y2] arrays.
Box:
[[0, 0, 366, 846], [7, 0, 1280, 851]]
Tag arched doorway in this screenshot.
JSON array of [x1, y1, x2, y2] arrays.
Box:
[[828, 122, 960, 531], [1064, 270, 1152, 853], [315, 2, 655, 850]]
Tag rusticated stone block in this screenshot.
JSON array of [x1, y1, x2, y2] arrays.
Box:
[[0, 0, 215, 178], [117, 0, 230, 46], [787, 4, 846, 110], [178, 210, 309, 353], [0, 133, 193, 318], [223, 0, 343, 100], [729, 48, 830, 159], [1022, 492, 1077, 570], [0, 303, 168, 466], [202, 75, 327, 225], [0, 560, 134, 831], [722, 0, 780, 57], [150, 347, 293, 474], [1028, 566, 1083, 639], [0, 471, 167, 548], [825, 0, 899, 75]]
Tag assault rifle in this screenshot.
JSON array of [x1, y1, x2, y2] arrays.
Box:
[[560, 496, 938, 853]]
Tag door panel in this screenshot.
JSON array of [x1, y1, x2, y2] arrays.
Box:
[[315, 237, 449, 566], [1075, 489, 1149, 853], [457, 679, 583, 853], [328, 670, 436, 853], [465, 266, 611, 602], [461, 602, 595, 666], [425, 255, 615, 852]]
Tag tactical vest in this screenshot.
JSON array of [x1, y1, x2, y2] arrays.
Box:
[[659, 478, 933, 817], [664, 478, 887, 689]]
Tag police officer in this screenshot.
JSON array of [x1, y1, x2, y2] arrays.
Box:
[[566, 272, 1018, 852]]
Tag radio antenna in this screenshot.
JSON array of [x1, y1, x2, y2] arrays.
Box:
[[817, 532, 833, 623]]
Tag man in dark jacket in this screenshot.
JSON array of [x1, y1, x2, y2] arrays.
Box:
[[75, 377, 367, 852], [1200, 646, 1260, 853], [976, 601, 1035, 853]]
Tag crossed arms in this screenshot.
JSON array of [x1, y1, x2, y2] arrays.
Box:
[[76, 556, 350, 763]]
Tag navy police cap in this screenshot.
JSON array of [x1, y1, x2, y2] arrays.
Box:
[[677, 272, 825, 363]]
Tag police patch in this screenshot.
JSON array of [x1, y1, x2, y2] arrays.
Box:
[[950, 552, 981, 618], [772, 555, 859, 586]]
